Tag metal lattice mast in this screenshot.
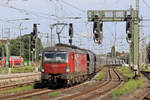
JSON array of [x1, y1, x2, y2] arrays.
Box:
[[132, 0, 140, 77]]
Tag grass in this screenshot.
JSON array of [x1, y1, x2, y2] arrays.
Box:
[[83, 83, 89, 87], [111, 78, 143, 100], [31, 96, 38, 100], [142, 68, 150, 72], [110, 67, 143, 99], [0, 66, 35, 74], [141, 65, 150, 72], [0, 85, 34, 95], [0, 67, 8, 74], [97, 67, 107, 81], [48, 91, 61, 98], [11, 66, 34, 73], [118, 67, 134, 79]]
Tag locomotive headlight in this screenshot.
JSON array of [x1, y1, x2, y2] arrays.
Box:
[[66, 66, 70, 72], [41, 68, 45, 72], [41, 66, 45, 72]]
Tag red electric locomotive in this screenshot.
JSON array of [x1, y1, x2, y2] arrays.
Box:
[[41, 44, 96, 87]]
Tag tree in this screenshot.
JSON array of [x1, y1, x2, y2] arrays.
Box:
[[9, 34, 43, 61], [0, 41, 6, 57], [10, 39, 20, 56], [147, 43, 150, 63], [111, 46, 116, 58]]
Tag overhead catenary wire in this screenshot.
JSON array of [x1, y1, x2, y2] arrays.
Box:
[[61, 0, 86, 14], [48, 0, 85, 21], [0, 1, 85, 22], [0, 2, 64, 20], [142, 0, 150, 9]]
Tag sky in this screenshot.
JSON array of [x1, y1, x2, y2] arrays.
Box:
[[0, 0, 150, 54]]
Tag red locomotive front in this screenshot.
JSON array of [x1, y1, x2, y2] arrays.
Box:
[[43, 52, 68, 74], [41, 45, 88, 87]]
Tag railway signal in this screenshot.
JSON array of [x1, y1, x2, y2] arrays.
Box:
[[31, 32, 35, 51], [30, 24, 37, 52], [69, 23, 73, 45], [125, 15, 132, 43], [93, 15, 103, 44], [69, 23, 73, 38]]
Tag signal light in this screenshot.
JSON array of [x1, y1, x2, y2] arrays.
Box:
[[93, 18, 103, 44], [31, 35, 35, 51], [69, 23, 73, 38], [127, 33, 132, 43], [30, 24, 38, 52], [125, 15, 132, 43], [69, 39, 72, 44], [33, 24, 37, 36]]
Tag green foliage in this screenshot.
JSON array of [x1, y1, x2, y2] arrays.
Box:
[[0, 67, 8, 74], [0, 41, 6, 56], [48, 91, 61, 98], [142, 68, 150, 72], [0, 66, 34, 74], [0, 85, 34, 95], [10, 39, 20, 56], [111, 67, 143, 99], [11, 66, 33, 73], [147, 43, 150, 63], [111, 46, 116, 58], [83, 83, 89, 87], [97, 67, 107, 81], [31, 96, 38, 100], [111, 79, 143, 100], [141, 65, 150, 72], [9, 34, 43, 61], [118, 67, 134, 79]]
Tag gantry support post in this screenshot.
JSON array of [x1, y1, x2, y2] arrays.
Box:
[[133, 18, 140, 77]]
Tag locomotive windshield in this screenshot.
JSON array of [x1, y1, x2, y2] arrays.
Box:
[[44, 52, 68, 62]]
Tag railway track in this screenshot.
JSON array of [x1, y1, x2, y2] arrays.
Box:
[[0, 72, 40, 80], [140, 71, 150, 100], [0, 88, 55, 100], [0, 72, 40, 91], [0, 79, 92, 100], [0, 67, 105, 100], [0, 73, 40, 86], [0, 81, 35, 91], [56, 67, 125, 100], [140, 91, 150, 100], [0, 67, 125, 100]]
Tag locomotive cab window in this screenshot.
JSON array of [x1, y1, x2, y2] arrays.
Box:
[[56, 52, 67, 62], [44, 52, 55, 61], [44, 52, 68, 62]]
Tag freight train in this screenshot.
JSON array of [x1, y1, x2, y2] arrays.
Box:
[[40, 44, 122, 87]]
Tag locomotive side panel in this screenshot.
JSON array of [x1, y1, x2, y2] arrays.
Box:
[[74, 53, 87, 73], [95, 55, 103, 72], [74, 53, 80, 72], [69, 52, 75, 73], [87, 51, 95, 75], [80, 54, 87, 72]]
